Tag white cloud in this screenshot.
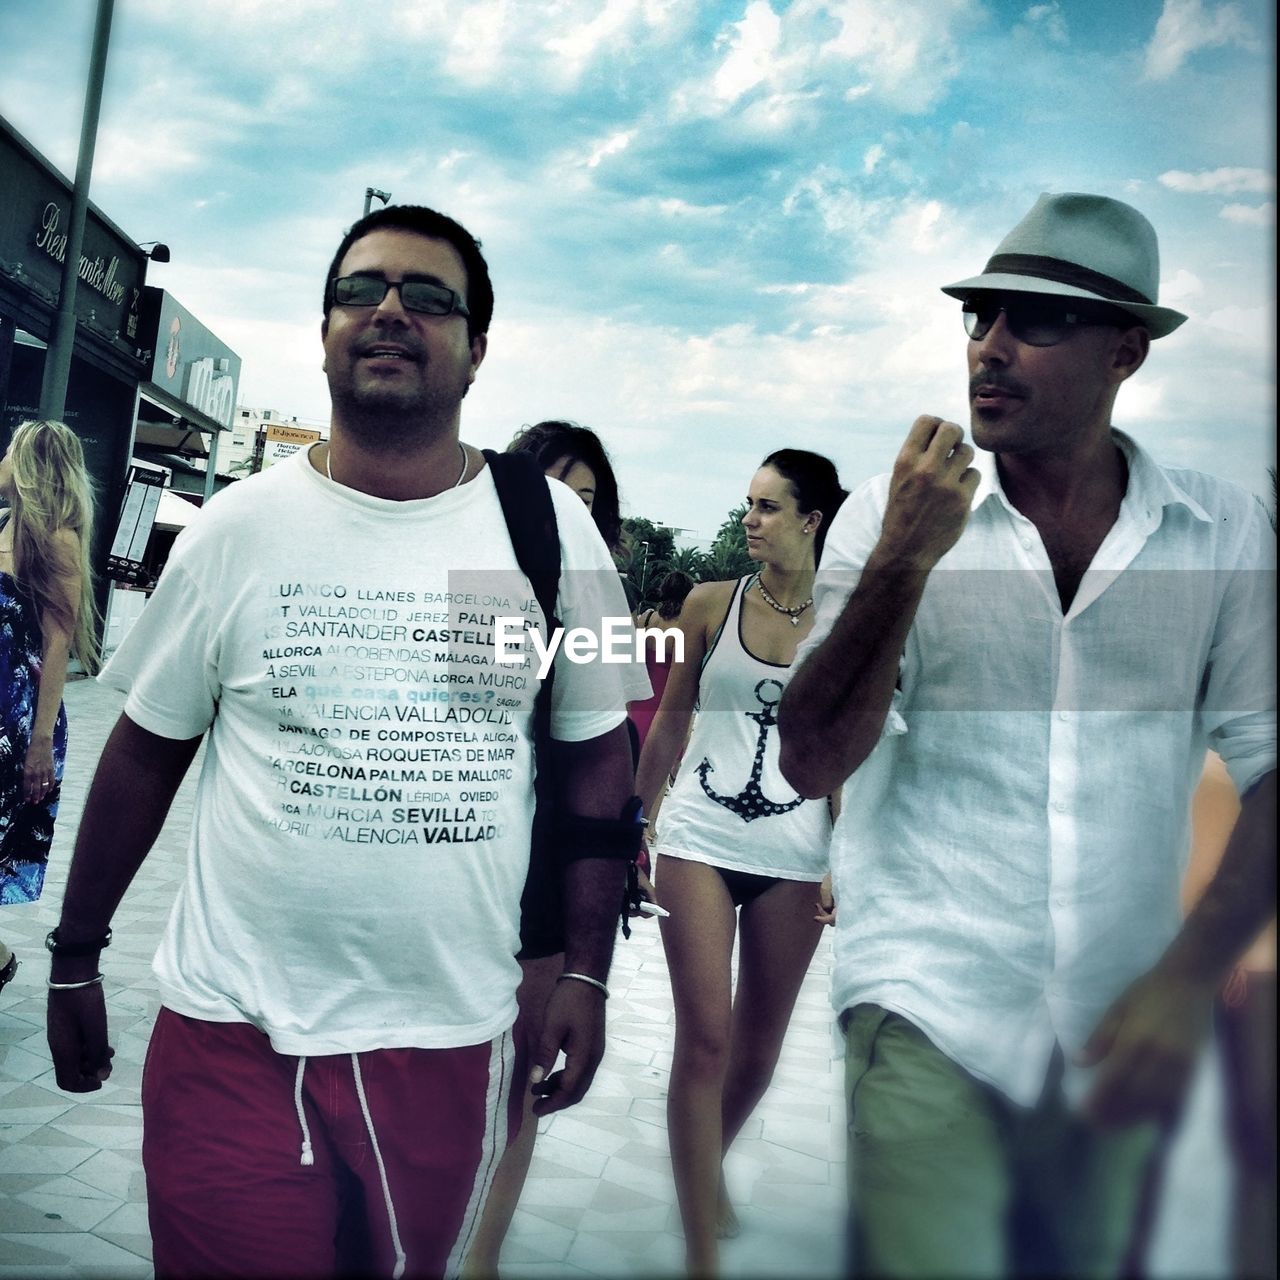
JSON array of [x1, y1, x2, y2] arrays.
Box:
[[672, 0, 974, 123], [1022, 3, 1069, 45], [94, 80, 258, 184], [712, 1, 783, 103], [1204, 304, 1274, 342], [1143, 0, 1259, 81], [1109, 376, 1166, 424], [586, 130, 636, 169], [891, 199, 945, 254], [1158, 167, 1274, 195], [656, 197, 729, 218], [1220, 201, 1276, 226], [863, 143, 885, 174], [1160, 268, 1205, 309], [441, 0, 513, 81]]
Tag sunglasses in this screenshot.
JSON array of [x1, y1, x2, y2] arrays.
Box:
[[962, 296, 1131, 347], [330, 275, 470, 319]]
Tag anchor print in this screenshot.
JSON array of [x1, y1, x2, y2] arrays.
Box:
[[697, 679, 805, 822]]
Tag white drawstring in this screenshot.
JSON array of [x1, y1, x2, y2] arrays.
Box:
[[293, 1057, 315, 1167], [350, 1053, 408, 1280]]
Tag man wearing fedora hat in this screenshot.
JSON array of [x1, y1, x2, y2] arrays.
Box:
[[779, 192, 1275, 1276]]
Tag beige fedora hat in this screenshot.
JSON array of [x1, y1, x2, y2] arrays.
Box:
[[941, 192, 1187, 338]]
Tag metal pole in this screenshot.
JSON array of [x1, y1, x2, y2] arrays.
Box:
[[39, 0, 115, 420]]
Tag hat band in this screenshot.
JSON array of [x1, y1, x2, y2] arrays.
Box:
[[983, 253, 1153, 305]]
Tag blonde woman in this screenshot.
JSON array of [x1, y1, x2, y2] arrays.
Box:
[[0, 420, 98, 990]]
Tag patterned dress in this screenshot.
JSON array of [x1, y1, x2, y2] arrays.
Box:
[[0, 571, 67, 905]]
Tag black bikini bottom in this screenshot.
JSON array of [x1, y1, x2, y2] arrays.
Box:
[[715, 865, 782, 908]]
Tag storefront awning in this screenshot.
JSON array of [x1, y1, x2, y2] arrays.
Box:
[[154, 487, 201, 531]]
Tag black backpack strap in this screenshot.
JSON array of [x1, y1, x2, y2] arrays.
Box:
[[483, 449, 563, 958], [482, 450, 561, 630]]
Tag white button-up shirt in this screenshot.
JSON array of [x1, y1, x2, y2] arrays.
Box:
[[800, 433, 1276, 1104]]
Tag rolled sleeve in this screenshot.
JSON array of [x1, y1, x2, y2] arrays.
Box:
[[1204, 501, 1276, 796]]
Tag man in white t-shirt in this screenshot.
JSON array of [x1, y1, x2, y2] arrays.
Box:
[[45, 205, 643, 1278], [779, 193, 1276, 1276]]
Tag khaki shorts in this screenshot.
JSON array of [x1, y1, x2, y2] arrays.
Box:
[[843, 1005, 1156, 1279]]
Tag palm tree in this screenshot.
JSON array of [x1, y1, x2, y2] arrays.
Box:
[[663, 545, 709, 580], [701, 502, 753, 581]]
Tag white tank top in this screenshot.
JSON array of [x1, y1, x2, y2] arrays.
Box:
[[656, 576, 831, 879]]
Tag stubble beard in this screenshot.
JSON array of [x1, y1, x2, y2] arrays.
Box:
[[328, 362, 470, 453]]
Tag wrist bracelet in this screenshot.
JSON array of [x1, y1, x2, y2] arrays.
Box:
[[45, 927, 112, 958], [47, 975, 104, 990], [557, 972, 609, 999]]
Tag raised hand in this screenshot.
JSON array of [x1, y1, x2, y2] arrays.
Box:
[[879, 416, 979, 571]]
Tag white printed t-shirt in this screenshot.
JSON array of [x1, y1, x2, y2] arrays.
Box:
[[101, 449, 641, 1056]]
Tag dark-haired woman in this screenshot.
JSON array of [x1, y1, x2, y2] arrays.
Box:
[[635, 449, 846, 1277], [465, 419, 647, 1278], [0, 421, 99, 993], [504, 419, 622, 553]]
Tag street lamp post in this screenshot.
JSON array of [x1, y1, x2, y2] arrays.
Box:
[[363, 187, 391, 217], [39, 0, 116, 419]]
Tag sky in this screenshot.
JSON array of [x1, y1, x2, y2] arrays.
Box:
[[0, 0, 1274, 543]]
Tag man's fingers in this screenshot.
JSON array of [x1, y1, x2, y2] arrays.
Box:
[[1085, 1049, 1173, 1129], [48, 991, 113, 1094], [531, 1043, 600, 1116], [1076, 1006, 1118, 1068], [901, 414, 945, 454], [947, 442, 976, 475], [922, 420, 966, 466], [84, 1027, 114, 1083], [530, 1068, 566, 1115]]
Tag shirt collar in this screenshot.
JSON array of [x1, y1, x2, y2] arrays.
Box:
[[1112, 430, 1214, 524], [971, 447, 1005, 512], [969, 430, 1214, 525]]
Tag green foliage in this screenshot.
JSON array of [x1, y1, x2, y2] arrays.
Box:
[[663, 545, 709, 579], [704, 502, 754, 581], [620, 516, 676, 610], [617, 501, 755, 611]]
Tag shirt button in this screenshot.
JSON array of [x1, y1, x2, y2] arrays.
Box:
[[1054, 800, 1067, 812], [1020, 537, 1033, 549], [1058, 710, 1070, 721]]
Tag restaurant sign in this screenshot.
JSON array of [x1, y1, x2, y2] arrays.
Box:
[[0, 117, 146, 353]]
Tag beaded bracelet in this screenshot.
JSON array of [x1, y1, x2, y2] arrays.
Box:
[[47, 975, 104, 990], [557, 972, 609, 999]]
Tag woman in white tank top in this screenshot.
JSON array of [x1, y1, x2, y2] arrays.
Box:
[[635, 449, 846, 1277]]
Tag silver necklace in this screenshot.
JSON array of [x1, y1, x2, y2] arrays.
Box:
[[326, 442, 469, 490], [755, 572, 812, 626]]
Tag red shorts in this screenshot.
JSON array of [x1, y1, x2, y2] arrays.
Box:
[[141, 1007, 522, 1279]]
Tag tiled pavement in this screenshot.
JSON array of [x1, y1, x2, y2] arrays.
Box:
[[1, 678, 1231, 1278]]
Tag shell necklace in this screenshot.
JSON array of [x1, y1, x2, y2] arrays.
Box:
[[755, 572, 812, 626]]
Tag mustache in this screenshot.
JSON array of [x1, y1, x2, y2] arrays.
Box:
[[969, 369, 1029, 398]]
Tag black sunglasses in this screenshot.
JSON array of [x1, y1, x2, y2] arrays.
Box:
[[962, 296, 1131, 347], [330, 275, 470, 319]]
